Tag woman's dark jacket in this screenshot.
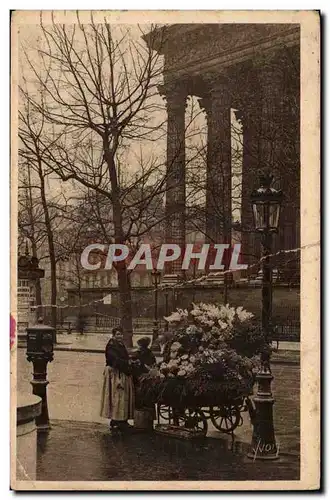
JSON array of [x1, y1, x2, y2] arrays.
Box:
[[105, 338, 131, 376]]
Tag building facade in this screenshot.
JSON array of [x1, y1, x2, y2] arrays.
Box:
[[143, 24, 300, 282]]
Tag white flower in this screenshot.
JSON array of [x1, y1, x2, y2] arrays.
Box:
[[218, 319, 228, 330], [164, 311, 182, 323], [170, 342, 182, 351], [190, 308, 200, 317], [186, 325, 199, 335], [177, 369, 187, 377], [164, 308, 188, 324], [236, 306, 254, 322]]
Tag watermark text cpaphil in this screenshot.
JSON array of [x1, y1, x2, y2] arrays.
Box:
[[80, 243, 248, 271]]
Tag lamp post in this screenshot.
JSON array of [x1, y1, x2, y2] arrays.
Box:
[[173, 288, 179, 310], [248, 173, 283, 460], [59, 296, 65, 330], [151, 269, 161, 344], [164, 290, 169, 332]]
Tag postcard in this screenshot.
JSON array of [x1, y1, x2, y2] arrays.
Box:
[[11, 10, 320, 491]]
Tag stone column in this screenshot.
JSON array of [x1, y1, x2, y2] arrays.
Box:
[[240, 106, 262, 270], [200, 79, 232, 277], [259, 66, 281, 174], [159, 83, 187, 278], [259, 54, 300, 282], [276, 47, 300, 282], [205, 80, 231, 243], [279, 47, 300, 250]]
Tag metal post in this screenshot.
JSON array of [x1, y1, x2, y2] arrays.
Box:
[[173, 289, 177, 310], [248, 231, 278, 460], [261, 233, 272, 342], [223, 218, 230, 304], [59, 296, 65, 331], [164, 291, 169, 332], [153, 279, 159, 343]]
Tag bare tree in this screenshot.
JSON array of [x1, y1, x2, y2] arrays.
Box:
[[18, 161, 46, 311], [18, 97, 63, 329], [19, 16, 168, 344]]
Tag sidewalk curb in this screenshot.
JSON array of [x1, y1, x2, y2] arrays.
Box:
[[17, 344, 300, 365], [271, 359, 300, 366]]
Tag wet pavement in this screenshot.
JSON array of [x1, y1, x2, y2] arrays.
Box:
[[17, 349, 300, 482], [18, 332, 300, 357], [17, 350, 300, 450], [37, 420, 299, 482]]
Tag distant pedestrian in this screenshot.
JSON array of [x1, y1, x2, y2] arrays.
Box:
[[100, 327, 135, 433]]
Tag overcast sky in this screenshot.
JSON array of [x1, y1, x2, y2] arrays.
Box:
[[17, 17, 242, 217]]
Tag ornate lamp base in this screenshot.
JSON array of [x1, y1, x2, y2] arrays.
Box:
[[247, 368, 279, 460]]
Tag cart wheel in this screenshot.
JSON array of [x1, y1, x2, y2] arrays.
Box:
[[177, 408, 208, 435], [210, 405, 241, 433], [157, 404, 172, 422]]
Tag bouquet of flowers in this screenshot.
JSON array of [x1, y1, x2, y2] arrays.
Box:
[[137, 302, 264, 407], [164, 303, 266, 357]]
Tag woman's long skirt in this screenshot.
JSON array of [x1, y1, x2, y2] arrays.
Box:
[[100, 366, 134, 420]]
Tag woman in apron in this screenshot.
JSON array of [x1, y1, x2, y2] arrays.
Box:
[[100, 327, 135, 433]]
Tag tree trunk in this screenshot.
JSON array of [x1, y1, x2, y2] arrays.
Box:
[[31, 240, 43, 319], [105, 144, 133, 347], [38, 161, 57, 335], [49, 255, 57, 334], [116, 261, 133, 347], [26, 166, 43, 319]]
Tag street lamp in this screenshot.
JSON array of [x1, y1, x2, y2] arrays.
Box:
[[248, 173, 283, 461], [59, 296, 65, 330], [164, 290, 169, 332], [151, 269, 161, 344]]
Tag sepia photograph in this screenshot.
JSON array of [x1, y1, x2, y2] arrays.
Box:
[[10, 10, 320, 490]]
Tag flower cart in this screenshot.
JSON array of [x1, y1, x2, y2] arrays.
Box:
[[156, 390, 253, 436], [140, 366, 255, 437], [136, 303, 266, 437]]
